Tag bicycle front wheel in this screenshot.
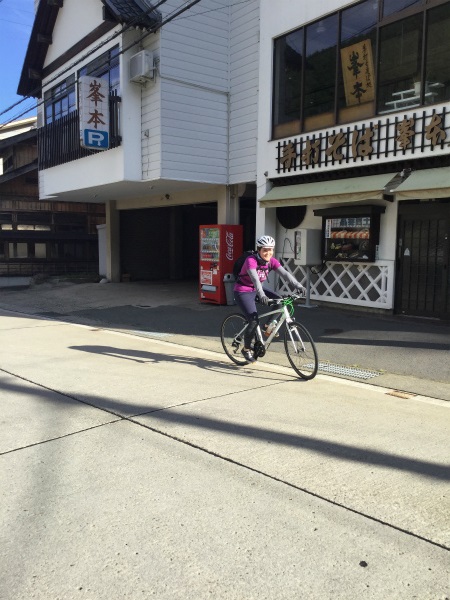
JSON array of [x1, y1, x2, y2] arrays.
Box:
[[221, 313, 249, 365], [284, 320, 318, 380]]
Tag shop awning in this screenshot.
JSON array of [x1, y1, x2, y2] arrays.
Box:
[[259, 172, 399, 208], [391, 166, 450, 200]]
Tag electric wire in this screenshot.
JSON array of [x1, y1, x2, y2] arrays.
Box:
[[0, 0, 252, 125], [0, 0, 176, 121], [0, 0, 171, 122]]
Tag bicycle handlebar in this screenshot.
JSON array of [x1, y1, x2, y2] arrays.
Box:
[[264, 292, 305, 306]]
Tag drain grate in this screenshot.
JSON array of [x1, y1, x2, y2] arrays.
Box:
[[315, 362, 380, 380]]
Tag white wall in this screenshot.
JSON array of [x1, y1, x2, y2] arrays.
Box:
[[140, 0, 259, 186], [44, 0, 104, 64], [39, 147, 124, 200], [157, 0, 229, 184], [229, 0, 259, 185], [142, 32, 162, 181]]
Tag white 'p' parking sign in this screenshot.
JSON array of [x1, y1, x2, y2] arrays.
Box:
[[79, 76, 110, 150]]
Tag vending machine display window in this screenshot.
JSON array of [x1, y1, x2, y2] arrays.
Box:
[[314, 205, 385, 263]]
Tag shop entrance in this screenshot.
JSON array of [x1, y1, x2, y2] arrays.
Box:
[[395, 201, 450, 320]]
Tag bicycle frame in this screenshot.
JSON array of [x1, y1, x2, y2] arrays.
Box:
[[254, 303, 293, 348], [234, 298, 299, 350], [221, 292, 318, 378]]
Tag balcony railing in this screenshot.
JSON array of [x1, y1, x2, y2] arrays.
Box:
[[38, 92, 121, 171]]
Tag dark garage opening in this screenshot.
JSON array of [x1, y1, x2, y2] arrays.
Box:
[[120, 203, 217, 281]]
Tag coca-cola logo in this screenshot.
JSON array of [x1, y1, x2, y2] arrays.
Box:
[[225, 231, 234, 261]]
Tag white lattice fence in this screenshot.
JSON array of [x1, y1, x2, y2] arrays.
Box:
[[278, 259, 395, 309]]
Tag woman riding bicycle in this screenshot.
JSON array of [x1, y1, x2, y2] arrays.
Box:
[[233, 235, 305, 363]]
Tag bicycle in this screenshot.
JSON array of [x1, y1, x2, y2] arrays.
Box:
[[220, 293, 319, 380]]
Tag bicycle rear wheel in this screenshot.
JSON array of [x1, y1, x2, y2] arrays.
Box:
[[221, 313, 249, 365], [284, 320, 318, 380]]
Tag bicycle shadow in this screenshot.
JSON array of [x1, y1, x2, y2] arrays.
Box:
[[68, 344, 298, 382]]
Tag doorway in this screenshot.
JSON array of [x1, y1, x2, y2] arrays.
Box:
[[395, 201, 449, 319]]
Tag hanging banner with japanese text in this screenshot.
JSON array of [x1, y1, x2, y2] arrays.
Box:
[[79, 76, 110, 150], [340, 39, 375, 106]]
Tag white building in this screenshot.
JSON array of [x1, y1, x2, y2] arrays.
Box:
[[19, 0, 259, 282], [257, 0, 450, 320]]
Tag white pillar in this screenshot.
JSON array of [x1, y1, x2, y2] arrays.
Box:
[[217, 185, 239, 224], [256, 180, 277, 240]]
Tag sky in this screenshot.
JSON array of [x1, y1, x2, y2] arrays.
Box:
[[0, 0, 36, 124]]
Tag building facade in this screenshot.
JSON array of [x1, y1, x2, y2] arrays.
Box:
[[257, 0, 450, 320], [0, 117, 104, 277], [19, 0, 259, 283]]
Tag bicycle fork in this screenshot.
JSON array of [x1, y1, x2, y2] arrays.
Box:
[[285, 318, 307, 354]]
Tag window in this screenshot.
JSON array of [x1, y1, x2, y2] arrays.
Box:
[[424, 2, 450, 105], [339, 0, 378, 123], [3, 155, 14, 171], [271, 0, 450, 137], [17, 212, 51, 225], [382, 0, 422, 18], [44, 75, 76, 124], [304, 14, 338, 131], [378, 14, 423, 113], [79, 46, 120, 93], [9, 243, 28, 258], [273, 30, 303, 138], [34, 244, 47, 259]]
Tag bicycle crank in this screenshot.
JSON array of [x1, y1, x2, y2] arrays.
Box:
[[253, 341, 266, 358]]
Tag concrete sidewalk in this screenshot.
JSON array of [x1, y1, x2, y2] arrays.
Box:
[[0, 278, 449, 400]]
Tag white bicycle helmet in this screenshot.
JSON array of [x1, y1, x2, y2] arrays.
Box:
[[256, 235, 275, 248]]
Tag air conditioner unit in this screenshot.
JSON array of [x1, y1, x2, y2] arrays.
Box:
[[129, 50, 155, 84]]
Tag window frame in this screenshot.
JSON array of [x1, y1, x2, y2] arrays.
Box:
[[44, 74, 76, 125], [78, 45, 120, 94], [271, 0, 450, 139]]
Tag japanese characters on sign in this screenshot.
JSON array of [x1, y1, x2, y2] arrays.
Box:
[[340, 40, 375, 107], [79, 76, 110, 151], [277, 107, 449, 174]]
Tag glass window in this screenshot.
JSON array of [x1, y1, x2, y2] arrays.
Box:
[[9, 243, 28, 258], [378, 14, 423, 113], [34, 244, 47, 259], [271, 0, 450, 137], [272, 29, 303, 139], [79, 46, 120, 94], [424, 2, 450, 105], [304, 14, 338, 131], [44, 75, 76, 125], [0, 242, 5, 259], [382, 0, 423, 18], [339, 0, 378, 123], [0, 213, 12, 223]]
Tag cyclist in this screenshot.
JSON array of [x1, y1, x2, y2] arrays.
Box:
[[233, 234, 305, 362]]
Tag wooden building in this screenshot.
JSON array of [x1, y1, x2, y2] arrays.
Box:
[[0, 118, 105, 277]]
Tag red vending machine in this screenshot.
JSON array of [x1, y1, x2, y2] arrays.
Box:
[[199, 224, 243, 305]]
